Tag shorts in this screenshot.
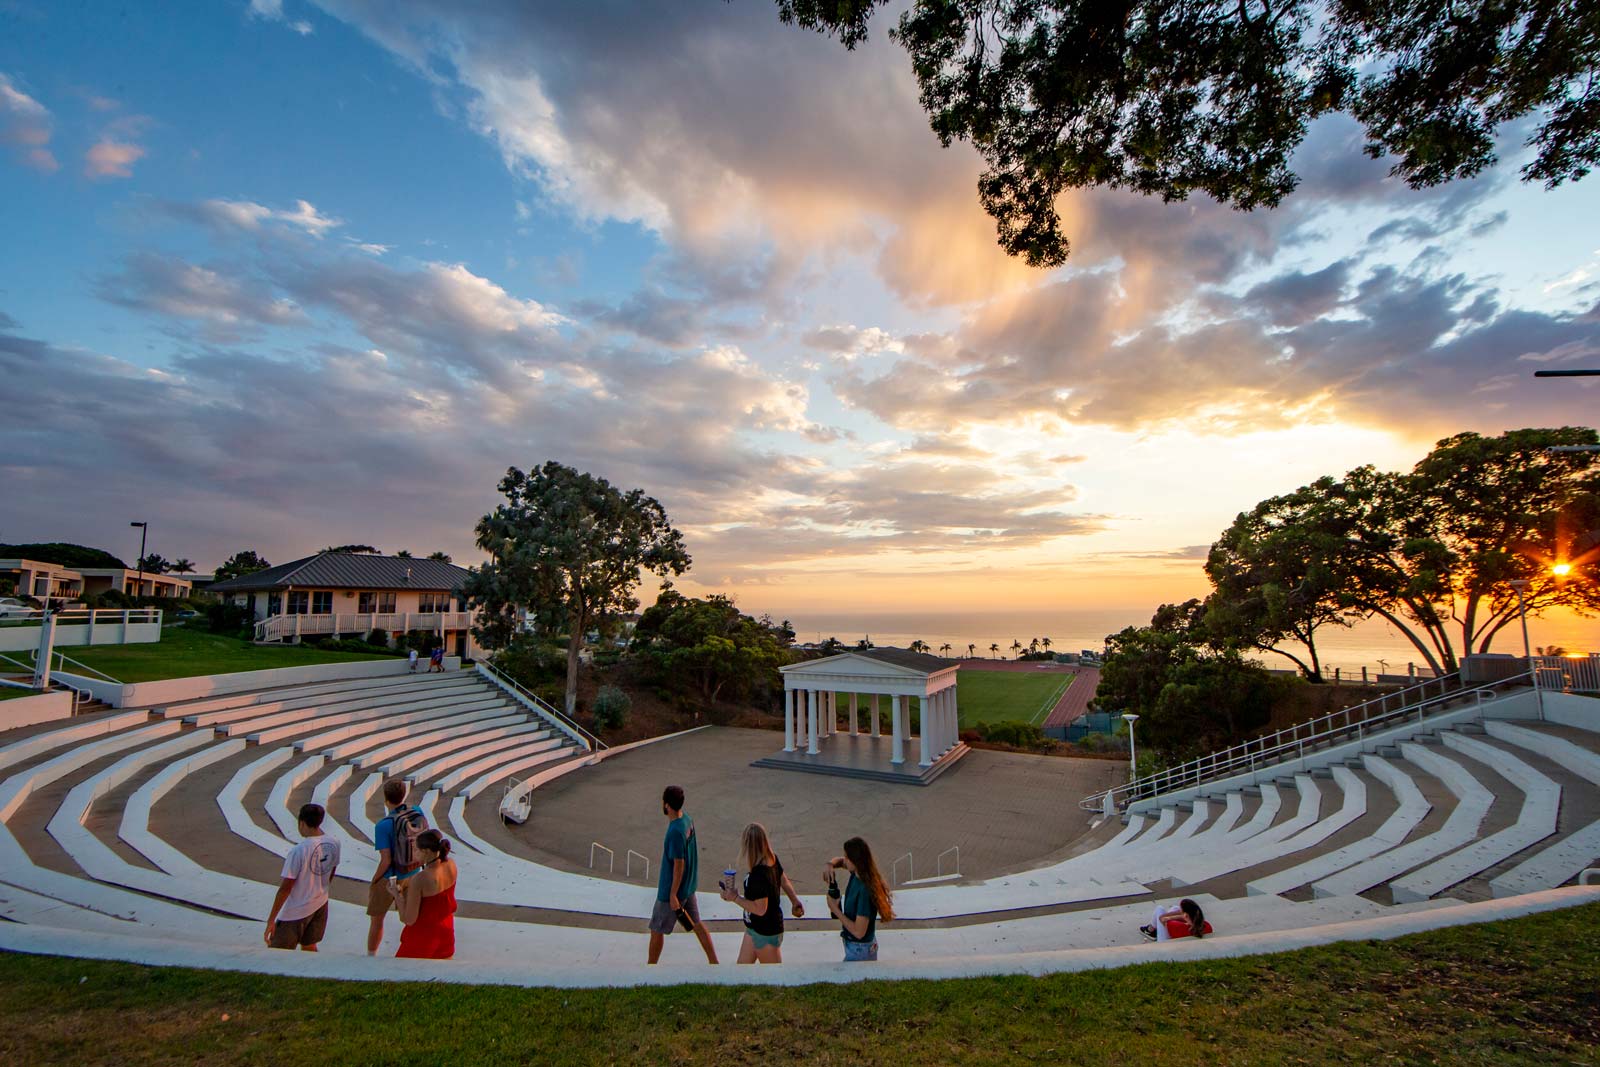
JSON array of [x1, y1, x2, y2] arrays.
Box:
[[269, 903, 328, 949], [842, 939, 878, 962], [746, 929, 783, 951], [367, 878, 399, 917], [648, 895, 701, 935]]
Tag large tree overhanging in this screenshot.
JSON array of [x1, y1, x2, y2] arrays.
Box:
[[777, 0, 1600, 266], [463, 462, 691, 717]]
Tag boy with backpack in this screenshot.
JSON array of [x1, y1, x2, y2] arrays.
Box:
[[368, 778, 428, 955]]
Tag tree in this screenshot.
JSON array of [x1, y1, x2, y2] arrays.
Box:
[[214, 550, 270, 582], [395, 549, 413, 559], [1010, 639, 1023, 658], [1198, 426, 1600, 674], [1204, 484, 1358, 681], [1041, 636, 1052, 654], [967, 642, 976, 658], [989, 642, 1000, 659], [1093, 599, 1274, 758], [136, 554, 170, 575], [940, 642, 953, 656], [909, 639, 930, 653], [631, 590, 792, 707], [856, 635, 875, 650], [0, 542, 126, 568], [427, 551, 453, 563], [322, 544, 378, 554], [779, 1, 1600, 267], [463, 462, 691, 716], [170, 558, 195, 575], [1029, 637, 1040, 654]]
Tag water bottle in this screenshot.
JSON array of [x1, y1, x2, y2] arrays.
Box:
[[722, 867, 738, 895]]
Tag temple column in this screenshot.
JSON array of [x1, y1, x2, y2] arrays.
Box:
[[807, 690, 820, 755], [919, 692, 933, 767], [890, 695, 905, 765], [849, 692, 859, 735], [871, 694, 880, 737], [783, 688, 795, 752]]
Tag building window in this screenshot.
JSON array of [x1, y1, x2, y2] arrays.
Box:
[[379, 592, 396, 613], [287, 590, 309, 615], [420, 593, 450, 613], [267, 594, 282, 616], [311, 591, 333, 614], [360, 591, 396, 613], [358, 591, 376, 613]]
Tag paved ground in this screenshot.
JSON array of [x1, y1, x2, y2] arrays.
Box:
[[485, 727, 1122, 891]]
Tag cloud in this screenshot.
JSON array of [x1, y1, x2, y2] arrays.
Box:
[[97, 252, 306, 339], [84, 139, 145, 178], [0, 73, 57, 172], [163, 197, 342, 237]]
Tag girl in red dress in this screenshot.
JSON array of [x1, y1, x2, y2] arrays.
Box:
[[391, 829, 457, 959]]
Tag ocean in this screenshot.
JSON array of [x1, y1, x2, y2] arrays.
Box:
[[781, 608, 1599, 676]]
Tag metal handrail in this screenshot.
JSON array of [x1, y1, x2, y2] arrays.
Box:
[[478, 660, 608, 751], [626, 849, 650, 882], [0, 607, 163, 627], [1081, 669, 1535, 812], [937, 846, 960, 879], [589, 842, 614, 873], [891, 852, 913, 886]]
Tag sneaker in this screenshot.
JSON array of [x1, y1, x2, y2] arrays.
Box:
[[1139, 925, 1157, 941]]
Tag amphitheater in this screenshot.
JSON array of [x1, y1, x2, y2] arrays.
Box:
[[1, 659, 1597, 987]]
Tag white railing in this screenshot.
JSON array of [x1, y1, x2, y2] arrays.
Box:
[[0, 608, 163, 627], [0, 649, 115, 709], [254, 611, 472, 643], [1080, 669, 1540, 812], [477, 660, 607, 751], [1535, 654, 1600, 693]]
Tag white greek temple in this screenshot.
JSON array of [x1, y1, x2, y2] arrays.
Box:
[[756, 648, 969, 785]]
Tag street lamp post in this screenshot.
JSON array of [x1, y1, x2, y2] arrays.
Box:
[[1508, 579, 1543, 721], [1122, 712, 1140, 782], [130, 521, 148, 600]]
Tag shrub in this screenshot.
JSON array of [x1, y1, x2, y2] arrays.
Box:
[[367, 627, 389, 648], [592, 685, 632, 730], [493, 637, 567, 690], [206, 601, 254, 635], [959, 728, 983, 744], [978, 720, 1048, 749]]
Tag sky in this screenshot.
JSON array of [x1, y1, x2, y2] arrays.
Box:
[[3, 0, 1600, 624]]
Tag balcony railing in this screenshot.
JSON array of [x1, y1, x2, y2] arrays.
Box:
[[253, 611, 472, 643], [0, 608, 164, 628]]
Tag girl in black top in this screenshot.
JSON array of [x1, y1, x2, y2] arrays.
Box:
[[719, 822, 804, 963]]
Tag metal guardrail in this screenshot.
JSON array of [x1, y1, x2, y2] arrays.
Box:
[[476, 660, 608, 751], [937, 846, 960, 879], [1081, 669, 1537, 813], [626, 849, 650, 882], [891, 852, 913, 886], [0, 607, 163, 627], [589, 842, 614, 873]]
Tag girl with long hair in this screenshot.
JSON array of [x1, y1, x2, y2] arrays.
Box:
[[823, 836, 893, 962], [719, 822, 804, 964]]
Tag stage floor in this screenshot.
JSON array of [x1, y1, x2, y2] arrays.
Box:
[[750, 732, 970, 785]]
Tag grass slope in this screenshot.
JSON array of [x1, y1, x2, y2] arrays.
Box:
[[55, 627, 392, 682], [1, 903, 1596, 1065]]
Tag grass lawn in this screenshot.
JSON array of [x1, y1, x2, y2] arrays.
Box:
[[55, 626, 394, 683], [956, 669, 1075, 727], [0, 687, 41, 701], [1, 903, 1596, 1065]]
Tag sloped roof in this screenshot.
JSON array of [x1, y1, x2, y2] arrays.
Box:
[[781, 646, 957, 677], [208, 552, 470, 593]]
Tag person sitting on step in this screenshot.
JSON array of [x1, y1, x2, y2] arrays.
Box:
[[1140, 898, 1212, 941]]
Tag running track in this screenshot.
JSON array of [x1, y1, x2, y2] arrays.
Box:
[[954, 660, 1101, 729]]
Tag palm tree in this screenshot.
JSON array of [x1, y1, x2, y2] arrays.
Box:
[[1041, 636, 1052, 655], [909, 639, 929, 654], [1029, 637, 1040, 654], [1010, 639, 1023, 659], [170, 558, 195, 576], [426, 551, 452, 563], [967, 643, 976, 659], [989, 643, 1000, 659], [939, 642, 952, 656]]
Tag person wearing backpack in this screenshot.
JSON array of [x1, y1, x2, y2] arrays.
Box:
[[367, 778, 428, 955]]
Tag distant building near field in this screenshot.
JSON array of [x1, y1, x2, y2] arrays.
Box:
[[209, 551, 482, 658], [0, 558, 193, 601]]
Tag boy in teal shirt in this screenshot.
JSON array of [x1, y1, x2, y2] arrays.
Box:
[[646, 784, 718, 964]]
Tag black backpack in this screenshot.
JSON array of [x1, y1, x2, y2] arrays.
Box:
[[388, 806, 429, 871]]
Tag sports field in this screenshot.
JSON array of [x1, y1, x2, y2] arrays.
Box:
[[956, 668, 1075, 727]]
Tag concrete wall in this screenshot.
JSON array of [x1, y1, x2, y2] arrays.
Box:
[[53, 655, 462, 709], [0, 689, 74, 729]]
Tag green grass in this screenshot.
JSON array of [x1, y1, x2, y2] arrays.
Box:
[[827, 671, 1073, 732], [955, 669, 1075, 727], [0, 687, 41, 701], [54, 626, 393, 683], [1, 903, 1596, 1065]]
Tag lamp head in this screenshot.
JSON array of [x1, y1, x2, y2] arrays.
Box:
[[1122, 713, 1139, 724], [129, 521, 146, 528]]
